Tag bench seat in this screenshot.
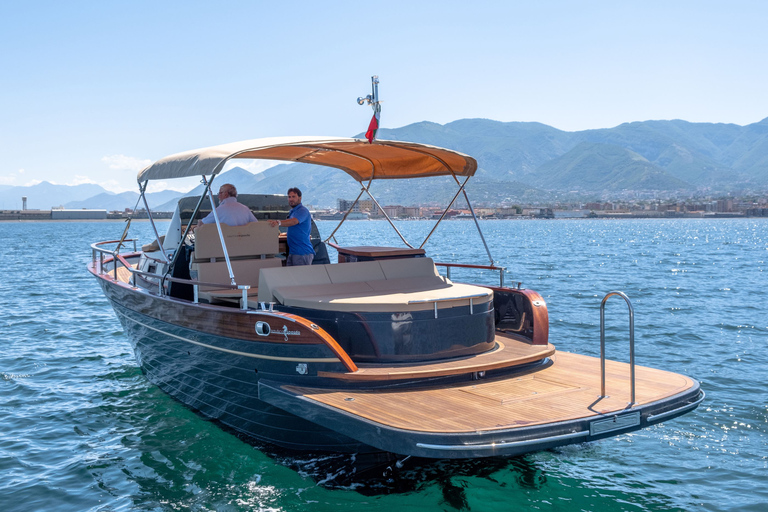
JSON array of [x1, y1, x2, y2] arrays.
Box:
[[253, 257, 492, 313], [192, 221, 282, 303]]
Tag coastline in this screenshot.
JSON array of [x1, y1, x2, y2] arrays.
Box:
[[2, 214, 765, 223]]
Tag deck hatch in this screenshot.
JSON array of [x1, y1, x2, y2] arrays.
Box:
[[460, 375, 579, 404], [590, 411, 640, 435]]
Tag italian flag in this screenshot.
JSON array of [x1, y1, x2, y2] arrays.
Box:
[[365, 106, 380, 144]]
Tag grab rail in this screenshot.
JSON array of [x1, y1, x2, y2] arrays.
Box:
[[91, 240, 255, 310], [91, 239, 138, 282], [435, 262, 507, 287], [600, 291, 636, 405], [409, 291, 490, 318]]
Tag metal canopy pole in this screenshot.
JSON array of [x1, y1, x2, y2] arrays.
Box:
[[162, 175, 214, 295], [400, 144, 496, 266], [461, 188, 494, 266], [361, 181, 414, 248], [420, 175, 471, 249], [323, 187, 366, 243], [140, 182, 170, 263], [203, 177, 237, 286]]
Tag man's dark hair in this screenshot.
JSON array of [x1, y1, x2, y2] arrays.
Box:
[[287, 187, 302, 198]]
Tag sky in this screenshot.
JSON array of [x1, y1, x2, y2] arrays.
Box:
[[1, 0, 767, 194]]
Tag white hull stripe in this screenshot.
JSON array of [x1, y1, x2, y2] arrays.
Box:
[[115, 309, 340, 363]]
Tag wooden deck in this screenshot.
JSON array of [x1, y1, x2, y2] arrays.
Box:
[[317, 333, 555, 381], [115, 264, 136, 284], [285, 351, 695, 433]]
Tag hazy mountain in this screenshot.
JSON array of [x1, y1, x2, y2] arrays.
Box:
[[724, 117, 768, 183], [153, 167, 268, 212], [185, 167, 264, 197], [11, 117, 768, 211], [531, 143, 691, 192], [0, 181, 109, 210], [291, 117, 768, 205], [64, 189, 185, 211], [374, 119, 575, 182]]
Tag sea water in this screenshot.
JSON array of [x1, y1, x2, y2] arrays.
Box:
[[0, 219, 766, 511]]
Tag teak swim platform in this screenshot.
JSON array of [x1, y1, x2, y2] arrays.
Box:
[[89, 136, 702, 459]]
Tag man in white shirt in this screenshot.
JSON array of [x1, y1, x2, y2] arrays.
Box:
[[198, 184, 257, 226]]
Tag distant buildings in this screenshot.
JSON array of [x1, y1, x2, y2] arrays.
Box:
[[51, 208, 107, 220], [327, 194, 768, 220]]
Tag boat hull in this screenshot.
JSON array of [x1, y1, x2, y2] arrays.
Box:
[[94, 271, 376, 453], [91, 263, 702, 459]]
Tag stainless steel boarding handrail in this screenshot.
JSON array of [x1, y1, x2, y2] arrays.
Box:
[[600, 291, 636, 405]]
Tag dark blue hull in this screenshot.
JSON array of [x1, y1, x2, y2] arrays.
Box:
[[101, 282, 374, 453]]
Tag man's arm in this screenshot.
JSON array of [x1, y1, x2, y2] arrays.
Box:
[[268, 218, 299, 227]]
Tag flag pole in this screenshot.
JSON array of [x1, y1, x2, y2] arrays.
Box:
[[358, 75, 380, 143]]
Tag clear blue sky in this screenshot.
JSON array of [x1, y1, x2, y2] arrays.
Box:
[[1, 0, 766, 193]]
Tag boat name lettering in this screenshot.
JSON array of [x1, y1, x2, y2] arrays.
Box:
[[281, 325, 301, 341]]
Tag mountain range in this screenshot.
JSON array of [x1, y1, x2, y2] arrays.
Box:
[[4, 117, 767, 211]]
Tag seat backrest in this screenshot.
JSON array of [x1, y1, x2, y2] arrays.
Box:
[[378, 257, 439, 279], [258, 264, 332, 303], [198, 258, 282, 291], [257, 258, 443, 303], [195, 222, 279, 260], [325, 260, 386, 283]]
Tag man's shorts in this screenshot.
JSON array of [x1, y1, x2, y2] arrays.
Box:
[[286, 253, 314, 266]]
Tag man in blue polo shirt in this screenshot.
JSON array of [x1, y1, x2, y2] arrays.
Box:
[[268, 187, 315, 266]]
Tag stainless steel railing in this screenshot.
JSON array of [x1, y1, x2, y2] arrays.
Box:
[[435, 262, 507, 288], [91, 239, 138, 282], [90, 239, 251, 310], [600, 291, 636, 405]]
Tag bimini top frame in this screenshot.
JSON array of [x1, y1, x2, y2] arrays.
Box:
[[137, 137, 477, 183], [136, 136, 495, 268]]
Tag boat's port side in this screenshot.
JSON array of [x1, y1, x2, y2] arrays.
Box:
[[106, 301, 369, 452]]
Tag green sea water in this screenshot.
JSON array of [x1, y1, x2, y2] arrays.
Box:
[[1, 219, 766, 511]]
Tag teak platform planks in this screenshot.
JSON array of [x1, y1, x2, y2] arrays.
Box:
[[285, 351, 695, 433], [115, 264, 136, 284], [317, 333, 555, 382]]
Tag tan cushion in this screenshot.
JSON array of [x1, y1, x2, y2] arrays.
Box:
[[195, 222, 279, 260], [273, 281, 374, 304], [270, 273, 491, 312], [257, 264, 331, 303], [366, 275, 450, 292], [253, 255, 488, 313], [378, 257, 439, 279], [197, 287, 259, 304], [326, 260, 386, 283], [198, 258, 281, 291]]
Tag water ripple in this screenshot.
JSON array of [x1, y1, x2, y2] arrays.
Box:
[[1, 219, 767, 511]]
